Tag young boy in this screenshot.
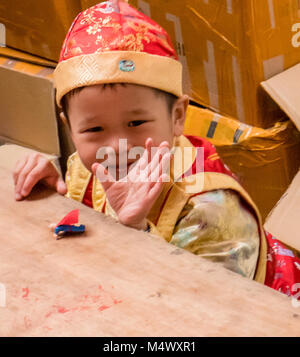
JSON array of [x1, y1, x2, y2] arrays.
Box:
[[14, 1, 300, 294]]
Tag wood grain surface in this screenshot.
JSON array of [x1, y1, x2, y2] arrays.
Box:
[[0, 161, 300, 337]]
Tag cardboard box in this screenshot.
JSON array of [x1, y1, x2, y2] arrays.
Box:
[[264, 171, 300, 252], [0, 0, 82, 61], [0, 47, 57, 68], [261, 63, 300, 132], [262, 63, 300, 251], [129, 0, 300, 128], [184, 105, 300, 222], [0, 48, 75, 176], [0, 49, 59, 155]]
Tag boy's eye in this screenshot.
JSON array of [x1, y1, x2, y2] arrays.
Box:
[[128, 120, 146, 127], [85, 126, 103, 132]]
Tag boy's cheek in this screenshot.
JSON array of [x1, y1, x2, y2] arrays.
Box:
[[74, 144, 98, 173], [79, 156, 95, 173]]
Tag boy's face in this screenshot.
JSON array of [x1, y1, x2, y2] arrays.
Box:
[[67, 83, 188, 178]]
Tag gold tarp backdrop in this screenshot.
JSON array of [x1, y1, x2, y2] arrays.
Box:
[[184, 105, 300, 221], [130, 0, 300, 128]]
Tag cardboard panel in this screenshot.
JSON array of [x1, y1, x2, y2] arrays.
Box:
[[0, 63, 59, 156], [0, 47, 57, 68], [0, 48, 77, 174], [265, 171, 300, 251], [261, 63, 300, 132]]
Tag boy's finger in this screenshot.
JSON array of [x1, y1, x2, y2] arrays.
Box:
[[93, 163, 115, 190], [13, 156, 29, 186], [149, 152, 172, 184], [142, 138, 170, 176], [159, 141, 170, 149], [56, 177, 68, 195], [129, 138, 153, 180], [137, 137, 153, 174], [91, 163, 99, 176], [148, 175, 166, 202], [148, 145, 170, 177], [136, 144, 151, 174], [15, 155, 39, 197], [21, 160, 50, 197], [148, 150, 171, 195], [161, 152, 173, 176]]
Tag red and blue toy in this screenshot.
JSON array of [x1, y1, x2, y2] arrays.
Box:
[[50, 209, 85, 239]]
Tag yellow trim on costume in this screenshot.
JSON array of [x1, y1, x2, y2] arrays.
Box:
[[171, 135, 197, 181], [92, 174, 106, 212], [65, 152, 92, 203], [54, 51, 183, 106]]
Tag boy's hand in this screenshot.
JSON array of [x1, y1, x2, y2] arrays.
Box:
[[92, 138, 173, 231], [13, 153, 67, 201]]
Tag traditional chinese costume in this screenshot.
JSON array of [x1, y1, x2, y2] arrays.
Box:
[[53, 0, 300, 300]]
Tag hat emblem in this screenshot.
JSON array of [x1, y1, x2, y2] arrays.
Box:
[[119, 59, 135, 72]]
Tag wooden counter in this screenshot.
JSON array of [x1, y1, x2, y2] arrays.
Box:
[[0, 159, 300, 337]]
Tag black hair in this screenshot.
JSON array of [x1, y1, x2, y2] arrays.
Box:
[[60, 83, 178, 126]]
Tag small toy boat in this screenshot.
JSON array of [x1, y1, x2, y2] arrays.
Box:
[[50, 209, 85, 239]]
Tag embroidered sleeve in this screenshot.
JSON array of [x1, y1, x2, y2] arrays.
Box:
[[169, 190, 260, 279]]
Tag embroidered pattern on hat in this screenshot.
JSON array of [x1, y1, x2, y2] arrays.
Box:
[[60, 1, 178, 61], [54, 0, 183, 106]]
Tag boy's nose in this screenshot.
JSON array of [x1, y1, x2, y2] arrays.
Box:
[[109, 137, 128, 156], [106, 138, 143, 166]]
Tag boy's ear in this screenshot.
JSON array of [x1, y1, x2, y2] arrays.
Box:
[[173, 94, 189, 137], [59, 111, 68, 126], [59, 112, 72, 135]]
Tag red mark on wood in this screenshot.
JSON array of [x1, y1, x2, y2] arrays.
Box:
[[56, 306, 69, 314], [51, 305, 70, 314], [44, 286, 123, 317], [98, 305, 110, 312], [22, 288, 29, 298], [45, 312, 52, 318], [80, 294, 102, 304], [113, 298, 123, 305]]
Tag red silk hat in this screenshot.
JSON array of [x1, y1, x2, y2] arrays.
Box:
[[54, 0, 183, 107]]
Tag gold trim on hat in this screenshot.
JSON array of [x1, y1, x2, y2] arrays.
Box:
[[54, 51, 183, 107]]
